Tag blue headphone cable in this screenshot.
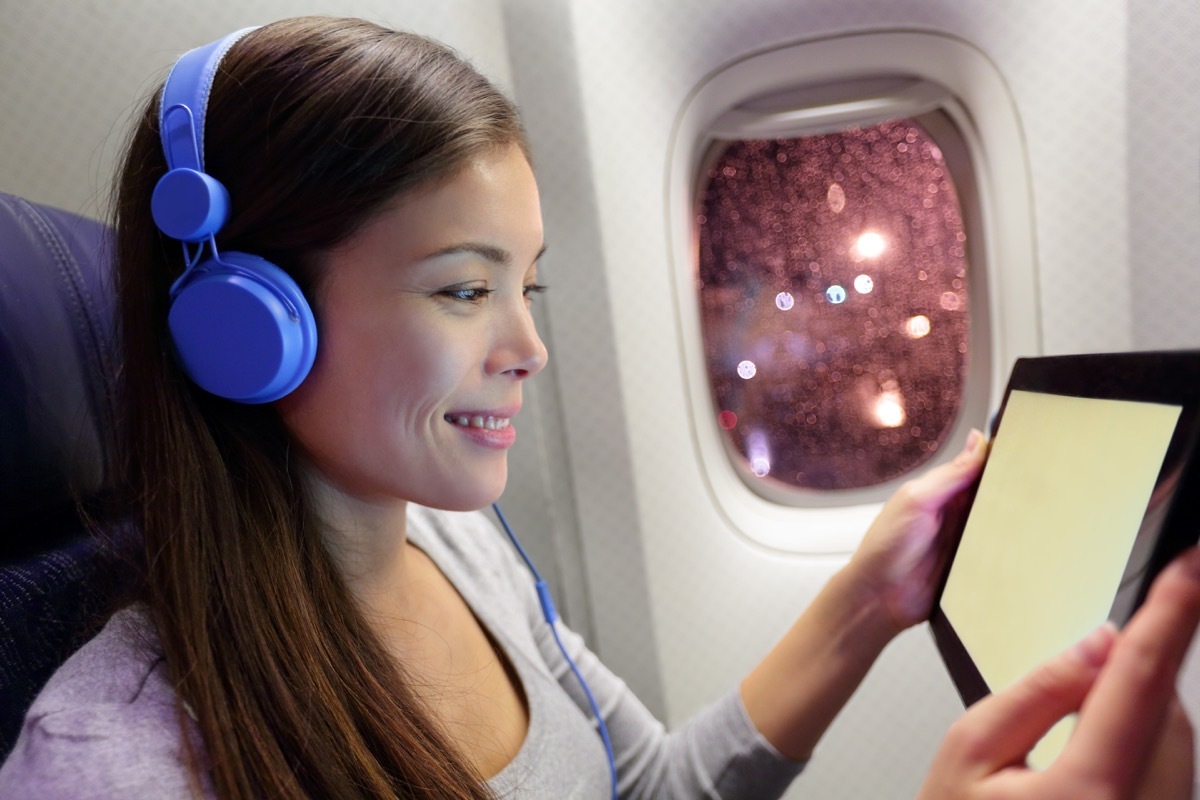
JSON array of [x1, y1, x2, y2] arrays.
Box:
[[492, 503, 618, 800]]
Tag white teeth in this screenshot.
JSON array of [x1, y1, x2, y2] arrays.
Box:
[[448, 415, 511, 430]]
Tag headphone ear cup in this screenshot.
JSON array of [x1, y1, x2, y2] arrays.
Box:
[[152, 168, 232, 242], [168, 252, 318, 403]]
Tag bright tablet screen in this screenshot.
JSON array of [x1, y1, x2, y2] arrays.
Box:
[[939, 390, 1180, 766]]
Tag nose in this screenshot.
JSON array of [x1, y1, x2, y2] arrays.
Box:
[[489, 298, 549, 379]]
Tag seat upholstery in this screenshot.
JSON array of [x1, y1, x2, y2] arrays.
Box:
[[0, 193, 116, 548], [0, 191, 127, 758]]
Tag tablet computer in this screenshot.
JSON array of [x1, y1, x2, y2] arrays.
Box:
[[929, 350, 1200, 766]]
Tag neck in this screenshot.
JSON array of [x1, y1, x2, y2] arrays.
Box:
[[307, 470, 417, 621]]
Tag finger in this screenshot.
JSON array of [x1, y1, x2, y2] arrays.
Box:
[[1057, 547, 1200, 789], [941, 623, 1115, 772]]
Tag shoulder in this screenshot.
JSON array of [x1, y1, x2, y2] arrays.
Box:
[[0, 606, 206, 798]]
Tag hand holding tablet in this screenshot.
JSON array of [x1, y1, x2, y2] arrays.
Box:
[[930, 350, 1200, 768]]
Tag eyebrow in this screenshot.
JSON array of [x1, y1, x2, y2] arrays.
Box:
[[426, 242, 548, 267]]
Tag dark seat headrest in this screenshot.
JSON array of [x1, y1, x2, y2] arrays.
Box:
[[0, 192, 116, 556]]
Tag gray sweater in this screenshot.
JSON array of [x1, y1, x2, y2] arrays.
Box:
[[0, 506, 805, 798]]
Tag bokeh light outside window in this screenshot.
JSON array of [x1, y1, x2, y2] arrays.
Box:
[[697, 119, 969, 492]]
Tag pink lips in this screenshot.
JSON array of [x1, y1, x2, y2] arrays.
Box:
[[454, 422, 516, 449]]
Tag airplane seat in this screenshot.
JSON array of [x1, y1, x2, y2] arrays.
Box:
[[0, 191, 132, 758]]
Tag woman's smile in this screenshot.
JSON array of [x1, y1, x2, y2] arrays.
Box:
[[445, 408, 520, 449]]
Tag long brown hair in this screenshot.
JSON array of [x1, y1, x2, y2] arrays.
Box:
[[111, 17, 526, 798]]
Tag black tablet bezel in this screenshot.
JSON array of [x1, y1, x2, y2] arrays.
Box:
[[929, 350, 1200, 708]]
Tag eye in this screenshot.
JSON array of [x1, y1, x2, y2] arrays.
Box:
[[523, 283, 548, 299], [438, 286, 493, 303]]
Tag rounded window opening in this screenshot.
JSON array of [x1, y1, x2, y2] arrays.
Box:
[[697, 118, 970, 493]]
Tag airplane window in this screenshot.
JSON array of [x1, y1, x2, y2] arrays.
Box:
[[696, 119, 969, 492]]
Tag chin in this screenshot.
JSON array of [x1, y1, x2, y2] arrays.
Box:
[[415, 472, 508, 513]]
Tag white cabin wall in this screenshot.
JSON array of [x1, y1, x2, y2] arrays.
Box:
[[499, 0, 670, 713], [1129, 0, 1200, 350], [505, 2, 1167, 798], [0, 0, 514, 217]]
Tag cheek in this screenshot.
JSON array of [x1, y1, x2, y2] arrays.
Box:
[[277, 314, 387, 452], [382, 319, 458, 394], [305, 315, 470, 429]]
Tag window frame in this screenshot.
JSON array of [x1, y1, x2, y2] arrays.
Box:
[[667, 31, 1040, 554]]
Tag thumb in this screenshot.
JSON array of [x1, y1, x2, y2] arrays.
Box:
[[898, 428, 987, 513]]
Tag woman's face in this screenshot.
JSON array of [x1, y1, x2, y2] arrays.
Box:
[[277, 144, 548, 513]]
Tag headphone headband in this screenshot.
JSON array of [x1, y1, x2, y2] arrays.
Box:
[[159, 28, 257, 173]]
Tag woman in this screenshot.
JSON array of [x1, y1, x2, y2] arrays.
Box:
[[0, 17, 1195, 799]]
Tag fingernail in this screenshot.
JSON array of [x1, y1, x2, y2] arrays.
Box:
[[965, 428, 984, 455], [1073, 622, 1117, 668]]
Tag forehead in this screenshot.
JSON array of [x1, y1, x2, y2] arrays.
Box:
[[345, 146, 541, 255], [311, 145, 543, 299]]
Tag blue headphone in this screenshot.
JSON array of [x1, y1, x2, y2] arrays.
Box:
[[153, 28, 317, 404]]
